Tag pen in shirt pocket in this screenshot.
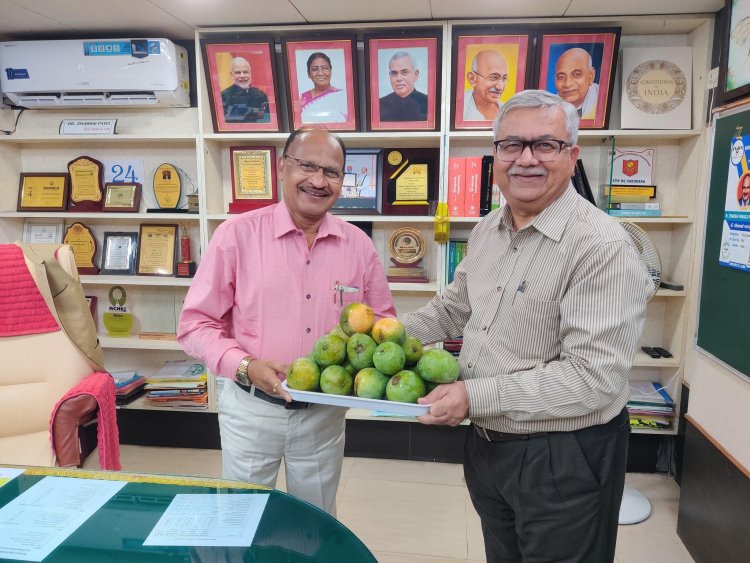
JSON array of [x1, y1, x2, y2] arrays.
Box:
[[333, 281, 359, 304], [517, 280, 527, 293]]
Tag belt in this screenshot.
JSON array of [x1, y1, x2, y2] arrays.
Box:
[[235, 382, 309, 410], [473, 424, 548, 442]]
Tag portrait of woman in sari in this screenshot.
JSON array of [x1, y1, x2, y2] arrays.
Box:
[[299, 52, 348, 124]]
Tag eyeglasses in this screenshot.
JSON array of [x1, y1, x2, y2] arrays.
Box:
[[309, 65, 331, 74], [284, 155, 345, 181], [493, 138, 571, 162], [473, 70, 509, 83]]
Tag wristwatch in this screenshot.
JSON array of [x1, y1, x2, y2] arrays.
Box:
[[236, 356, 254, 386]]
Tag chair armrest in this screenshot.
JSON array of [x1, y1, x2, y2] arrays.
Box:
[[51, 393, 98, 467]]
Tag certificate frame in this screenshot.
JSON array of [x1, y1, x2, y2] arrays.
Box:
[[534, 27, 621, 129], [102, 182, 142, 212], [22, 218, 65, 244], [17, 173, 69, 212], [101, 231, 138, 275], [228, 145, 278, 213], [136, 224, 178, 277], [200, 37, 282, 133], [331, 149, 383, 215], [281, 36, 359, 132], [451, 26, 533, 130], [365, 30, 442, 132]]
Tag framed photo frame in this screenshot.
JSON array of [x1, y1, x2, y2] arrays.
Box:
[[17, 173, 69, 212], [365, 31, 441, 131], [451, 27, 533, 130], [535, 28, 621, 129], [102, 182, 142, 212], [332, 149, 383, 215], [201, 38, 281, 133], [228, 145, 278, 214], [282, 36, 358, 131], [718, 0, 750, 104], [136, 224, 178, 277], [23, 218, 65, 244], [101, 231, 138, 275]]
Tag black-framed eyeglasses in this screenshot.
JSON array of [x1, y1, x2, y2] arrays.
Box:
[[284, 155, 345, 181], [493, 138, 571, 162], [473, 70, 509, 83]]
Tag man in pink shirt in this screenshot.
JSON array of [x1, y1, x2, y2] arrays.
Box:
[[178, 128, 395, 515]]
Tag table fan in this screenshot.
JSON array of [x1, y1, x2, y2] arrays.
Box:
[[618, 220, 661, 525]]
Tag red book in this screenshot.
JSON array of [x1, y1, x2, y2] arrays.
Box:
[[465, 157, 482, 217], [447, 157, 465, 217]]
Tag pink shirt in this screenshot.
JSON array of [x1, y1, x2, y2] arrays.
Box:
[[177, 201, 395, 380]]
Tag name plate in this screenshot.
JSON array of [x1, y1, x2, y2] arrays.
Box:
[[59, 119, 118, 135]]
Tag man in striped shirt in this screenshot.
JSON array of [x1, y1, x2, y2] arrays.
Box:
[[402, 90, 653, 562]]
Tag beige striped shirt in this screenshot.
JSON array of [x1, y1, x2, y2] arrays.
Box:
[[402, 186, 653, 433]]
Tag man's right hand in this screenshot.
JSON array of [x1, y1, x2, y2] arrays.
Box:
[[247, 359, 291, 402]]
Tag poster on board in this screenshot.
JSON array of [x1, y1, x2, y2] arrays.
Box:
[[720, 134, 750, 272]]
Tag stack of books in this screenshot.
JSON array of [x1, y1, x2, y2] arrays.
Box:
[[144, 360, 209, 410], [112, 371, 147, 405], [627, 381, 675, 430], [447, 156, 504, 218], [446, 239, 468, 284]]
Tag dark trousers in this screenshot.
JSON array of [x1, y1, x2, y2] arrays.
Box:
[[464, 408, 629, 563]]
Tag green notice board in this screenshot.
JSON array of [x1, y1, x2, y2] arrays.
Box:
[[697, 111, 750, 379]]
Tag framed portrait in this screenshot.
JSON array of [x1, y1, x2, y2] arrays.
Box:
[[23, 218, 64, 244], [101, 231, 138, 275], [535, 28, 621, 129], [718, 0, 750, 104], [365, 31, 441, 131], [332, 149, 383, 215], [282, 36, 358, 131], [137, 224, 178, 277], [201, 38, 281, 133], [451, 27, 533, 130]]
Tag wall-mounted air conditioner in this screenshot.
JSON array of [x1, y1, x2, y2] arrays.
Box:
[[0, 38, 190, 108]]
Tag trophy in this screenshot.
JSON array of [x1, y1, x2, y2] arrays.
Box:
[[386, 227, 429, 283], [148, 163, 187, 213], [67, 156, 104, 211], [176, 222, 197, 278], [63, 222, 99, 274], [103, 285, 133, 337]]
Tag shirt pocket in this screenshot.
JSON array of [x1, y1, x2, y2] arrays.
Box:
[[509, 292, 561, 347], [328, 273, 365, 311]]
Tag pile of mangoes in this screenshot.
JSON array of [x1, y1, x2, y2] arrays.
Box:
[[287, 303, 458, 403]]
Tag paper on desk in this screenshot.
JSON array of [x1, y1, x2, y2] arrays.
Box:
[[0, 476, 126, 562], [0, 467, 24, 487], [143, 493, 270, 547]]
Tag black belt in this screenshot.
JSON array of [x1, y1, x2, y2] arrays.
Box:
[[235, 382, 309, 410], [473, 424, 548, 442]]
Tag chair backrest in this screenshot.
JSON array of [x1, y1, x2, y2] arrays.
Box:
[[0, 243, 101, 466]]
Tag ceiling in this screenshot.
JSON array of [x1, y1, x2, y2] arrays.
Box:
[[0, 0, 725, 41]]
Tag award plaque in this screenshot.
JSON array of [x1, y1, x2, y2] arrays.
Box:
[[176, 222, 197, 278], [101, 232, 138, 275], [386, 227, 429, 283], [382, 148, 438, 215], [103, 285, 133, 337], [229, 146, 278, 214], [63, 222, 99, 275], [149, 163, 187, 213], [23, 218, 65, 244], [67, 156, 104, 211], [17, 173, 69, 212], [102, 182, 142, 212], [137, 223, 178, 276]]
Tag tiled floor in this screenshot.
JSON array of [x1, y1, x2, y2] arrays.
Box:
[[87, 446, 695, 562]]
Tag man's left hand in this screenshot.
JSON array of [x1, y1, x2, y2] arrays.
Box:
[[416, 381, 469, 426]]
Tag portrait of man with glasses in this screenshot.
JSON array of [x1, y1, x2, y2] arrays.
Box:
[[463, 49, 509, 122], [401, 90, 651, 562], [178, 127, 395, 517]]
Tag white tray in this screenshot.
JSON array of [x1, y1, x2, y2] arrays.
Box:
[[282, 380, 431, 416]]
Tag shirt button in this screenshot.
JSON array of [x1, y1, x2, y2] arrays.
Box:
[[306, 328, 311, 333], [306, 294, 311, 299], [468, 363, 472, 369], [513, 247, 518, 252], [306, 260, 310, 265], [482, 326, 487, 331]]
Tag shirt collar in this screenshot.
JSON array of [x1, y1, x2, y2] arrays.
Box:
[[498, 183, 578, 242], [272, 200, 346, 240]]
